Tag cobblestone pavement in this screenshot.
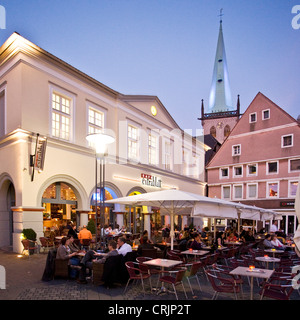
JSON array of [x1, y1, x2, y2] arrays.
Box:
[[1, 248, 300, 302]]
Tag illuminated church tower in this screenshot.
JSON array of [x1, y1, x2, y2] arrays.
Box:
[[199, 14, 240, 144]]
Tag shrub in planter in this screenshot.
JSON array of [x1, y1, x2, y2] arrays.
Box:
[[22, 228, 37, 255], [87, 219, 96, 235]]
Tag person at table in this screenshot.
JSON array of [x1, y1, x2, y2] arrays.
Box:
[[151, 229, 163, 244], [78, 225, 92, 245], [190, 233, 203, 250], [242, 230, 255, 243], [215, 231, 225, 248], [263, 234, 276, 249], [226, 232, 238, 242], [140, 230, 153, 244], [68, 235, 81, 253], [137, 235, 155, 255], [68, 223, 78, 239], [271, 235, 286, 251], [56, 237, 80, 278], [77, 240, 119, 284], [117, 237, 132, 256]]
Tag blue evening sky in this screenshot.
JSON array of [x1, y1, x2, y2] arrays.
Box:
[[0, 0, 299, 134]]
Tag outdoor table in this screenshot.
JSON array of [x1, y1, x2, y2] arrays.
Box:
[[255, 256, 280, 269], [230, 266, 274, 300], [181, 249, 208, 260], [264, 249, 285, 258], [55, 236, 64, 240], [224, 241, 242, 246], [143, 258, 183, 295]]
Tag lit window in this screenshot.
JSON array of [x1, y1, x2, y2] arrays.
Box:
[[267, 182, 278, 198], [88, 107, 103, 134], [128, 124, 139, 161], [210, 126, 216, 138], [51, 92, 71, 141], [232, 144, 241, 156], [289, 181, 298, 197], [282, 134, 293, 148], [224, 125, 230, 137]]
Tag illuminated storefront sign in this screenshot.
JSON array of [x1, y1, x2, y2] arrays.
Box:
[[141, 173, 162, 188]]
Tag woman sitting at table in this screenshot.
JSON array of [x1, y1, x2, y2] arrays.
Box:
[[190, 233, 203, 250], [56, 236, 80, 278], [271, 235, 286, 251], [215, 232, 225, 248]]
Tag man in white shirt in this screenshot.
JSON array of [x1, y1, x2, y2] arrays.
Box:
[[270, 220, 278, 233], [117, 237, 132, 256]]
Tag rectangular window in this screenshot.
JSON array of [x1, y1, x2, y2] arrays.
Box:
[[282, 134, 293, 148], [249, 112, 256, 123], [233, 185, 243, 199], [267, 161, 278, 174], [290, 159, 300, 172], [164, 141, 172, 170], [247, 164, 257, 176], [289, 181, 298, 197], [267, 182, 279, 198], [0, 90, 5, 137], [88, 107, 104, 134], [247, 184, 257, 199], [51, 92, 71, 141], [233, 166, 243, 177], [148, 133, 158, 166], [222, 186, 231, 200], [262, 109, 270, 120], [232, 144, 241, 156], [220, 167, 229, 178], [128, 124, 139, 161]]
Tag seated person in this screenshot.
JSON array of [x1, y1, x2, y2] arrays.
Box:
[[151, 229, 163, 244], [117, 237, 132, 256], [263, 234, 275, 249], [215, 232, 225, 248], [140, 230, 153, 244], [56, 237, 80, 278], [190, 233, 203, 250], [271, 235, 286, 251], [68, 235, 81, 253], [242, 230, 255, 243], [137, 235, 155, 255], [226, 232, 238, 242], [78, 240, 119, 283], [68, 224, 78, 239]]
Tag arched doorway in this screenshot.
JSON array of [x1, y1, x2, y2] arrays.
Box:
[[0, 175, 15, 247], [42, 182, 78, 233]]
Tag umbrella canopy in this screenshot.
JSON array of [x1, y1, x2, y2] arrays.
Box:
[[294, 176, 300, 257], [106, 189, 279, 249]]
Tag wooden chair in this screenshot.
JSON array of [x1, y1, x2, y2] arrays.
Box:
[[54, 259, 69, 279], [39, 237, 53, 253], [21, 239, 39, 258]]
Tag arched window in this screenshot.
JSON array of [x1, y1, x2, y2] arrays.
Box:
[[210, 126, 216, 138], [224, 125, 231, 137]]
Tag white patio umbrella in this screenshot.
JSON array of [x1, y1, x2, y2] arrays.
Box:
[[106, 189, 279, 250], [293, 176, 300, 257]]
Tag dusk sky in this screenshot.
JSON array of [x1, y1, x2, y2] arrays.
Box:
[[1, 0, 299, 135]]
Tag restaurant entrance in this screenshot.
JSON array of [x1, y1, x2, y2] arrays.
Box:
[[42, 182, 77, 233]]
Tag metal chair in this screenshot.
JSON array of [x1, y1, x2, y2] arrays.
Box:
[[259, 277, 295, 300], [204, 269, 240, 300], [183, 262, 203, 295], [21, 239, 39, 258], [158, 267, 188, 300], [124, 261, 152, 296], [39, 237, 53, 253]]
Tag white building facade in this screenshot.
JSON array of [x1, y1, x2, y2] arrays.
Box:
[[0, 33, 207, 253]]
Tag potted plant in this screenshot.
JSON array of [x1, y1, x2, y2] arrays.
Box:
[[22, 228, 37, 255], [87, 219, 96, 235]]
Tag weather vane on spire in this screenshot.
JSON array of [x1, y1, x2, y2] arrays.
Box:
[[218, 8, 224, 23]]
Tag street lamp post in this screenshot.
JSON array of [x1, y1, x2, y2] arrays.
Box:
[[86, 132, 115, 248]]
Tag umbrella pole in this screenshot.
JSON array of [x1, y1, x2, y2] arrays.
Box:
[[170, 202, 174, 251]]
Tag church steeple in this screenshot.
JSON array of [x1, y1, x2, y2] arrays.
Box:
[[208, 15, 233, 113]]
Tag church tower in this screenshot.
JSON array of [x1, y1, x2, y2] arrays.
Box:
[[199, 13, 240, 144]]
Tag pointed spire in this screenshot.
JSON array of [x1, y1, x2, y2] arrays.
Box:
[[208, 14, 233, 113], [237, 94, 240, 116]]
